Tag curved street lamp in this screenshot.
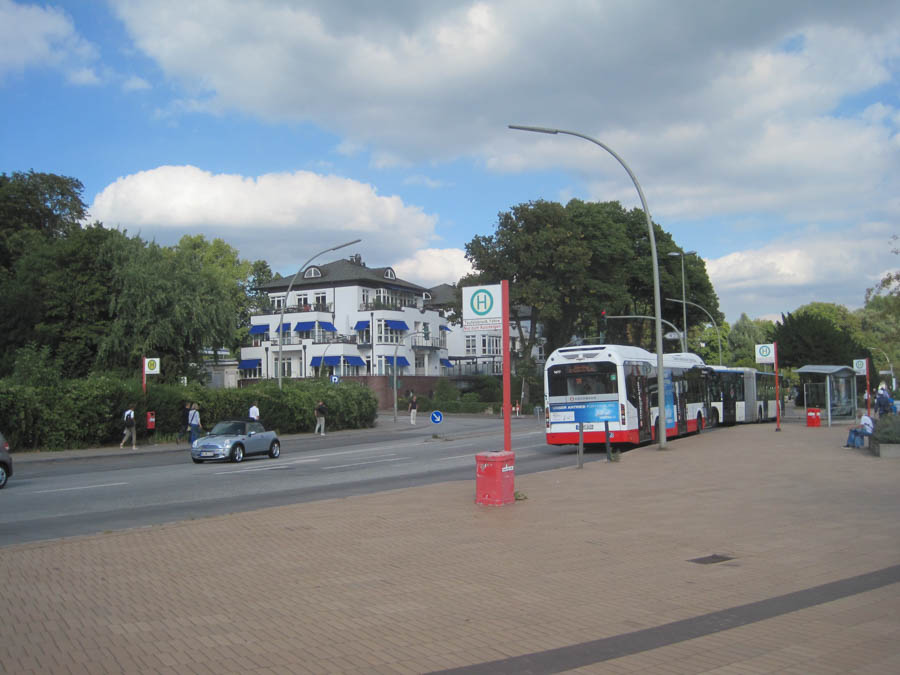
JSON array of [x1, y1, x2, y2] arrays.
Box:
[[666, 298, 723, 366], [667, 250, 695, 351], [509, 124, 668, 447], [277, 239, 361, 389]]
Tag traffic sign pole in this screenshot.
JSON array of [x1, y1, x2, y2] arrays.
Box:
[[774, 342, 781, 432], [502, 280, 511, 452]]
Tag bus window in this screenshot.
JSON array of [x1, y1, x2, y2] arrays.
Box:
[[547, 362, 618, 397]]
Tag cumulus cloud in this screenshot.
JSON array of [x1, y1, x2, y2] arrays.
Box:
[[89, 166, 439, 272], [706, 223, 896, 321], [393, 248, 473, 287], [0, 0, 99, 83]]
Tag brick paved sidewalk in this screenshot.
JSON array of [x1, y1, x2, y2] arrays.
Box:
[[2, 422, 899, 674]]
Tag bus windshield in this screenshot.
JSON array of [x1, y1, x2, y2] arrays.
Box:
[[547, 361, 618, 397]]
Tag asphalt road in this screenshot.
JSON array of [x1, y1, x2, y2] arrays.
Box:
[[1, 414, 619, 547]]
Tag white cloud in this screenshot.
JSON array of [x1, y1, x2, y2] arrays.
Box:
[[89, 166, 439, 272], [706, 223, 896, 322], [393, 248, 473, 287], [0, 0, 99, 83], [122, 75, 150, 91]]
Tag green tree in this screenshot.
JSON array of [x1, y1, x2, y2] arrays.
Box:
[[773, 311, 869, 368], [727, 313, 773, 366]]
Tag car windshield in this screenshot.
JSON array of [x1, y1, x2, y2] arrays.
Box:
[[211, 421, 246, 436]]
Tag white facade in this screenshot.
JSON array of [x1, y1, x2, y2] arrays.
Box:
[[239, 261, 452, 383], [444, 317, 546, 375]]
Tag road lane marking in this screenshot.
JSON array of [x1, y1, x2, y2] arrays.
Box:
[[31, 482, 129, 494], [325, 458, 405, 470]]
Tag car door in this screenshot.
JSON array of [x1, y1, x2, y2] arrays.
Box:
[[247, 421, 267, 454]]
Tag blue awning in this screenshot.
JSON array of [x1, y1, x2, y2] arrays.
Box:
[[385, 319, 409, 331], [249, 325, 268, 335], [294, 321, 315, 331], [439, 325, 451, 332], [344, 356, 366, 367], [353, 320, 369, 330], [440, 358, 454, 368], [275, 323, 291, 333], [318, 321, 337, 332], [384, 355, 410, 367], [310, 355, 342, 367], [239, 358, 261, 369]]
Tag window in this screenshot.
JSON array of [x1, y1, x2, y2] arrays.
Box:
[[415, 353, 425, 369], [297, 293, 308, 308], [482, 335, 501, 355], [304, 267, 321, 278], [361, 288, 370, 305], [384, 268, 396, 280], [273, 296, 285, 309], [314, 292, 326, 307], [249, 422, 265, 434], [422, 323, 430, 340], [275, 358, 291, 377], [465, 335, 477, 355], [377, 319, 402, 344], [548, 362, 619, 397]]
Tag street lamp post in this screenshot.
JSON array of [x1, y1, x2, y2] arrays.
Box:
[[392, 332, 428, 423], [665, 298, 722, 365], [277, 239, 361, 390], [870, 346, 895, 390], [509, 124, 668, 447], [667, 251, 694, 351]]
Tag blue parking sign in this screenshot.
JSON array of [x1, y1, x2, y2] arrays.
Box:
[[431, 411, 443, 424]]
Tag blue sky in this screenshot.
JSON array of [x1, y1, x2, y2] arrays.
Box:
[[2, 0, 899, 325]]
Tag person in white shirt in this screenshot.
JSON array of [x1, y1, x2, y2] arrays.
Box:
[[845, 411, 874, 448], [120, 406, 137, 449], [249, 402, 260, 421]]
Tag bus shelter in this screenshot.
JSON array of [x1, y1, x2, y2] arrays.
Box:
[[795, 365, 857, 426]]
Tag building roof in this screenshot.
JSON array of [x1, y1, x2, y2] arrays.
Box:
[[427, 283, 457, 306], [795, 365, 857, 376], [259, 256, 427, 294]]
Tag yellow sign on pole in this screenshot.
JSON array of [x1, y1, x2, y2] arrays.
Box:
[[144, 357, 160, 375]]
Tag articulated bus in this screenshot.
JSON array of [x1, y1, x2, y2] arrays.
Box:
[[543, 344, 711, 447], [707, 366, 783, 426]]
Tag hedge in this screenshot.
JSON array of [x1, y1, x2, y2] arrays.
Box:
[[0, 376, 377, 452]]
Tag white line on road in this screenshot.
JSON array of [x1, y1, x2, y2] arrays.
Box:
[[31, 482, 129, 494], [325, 458, 406, 470]]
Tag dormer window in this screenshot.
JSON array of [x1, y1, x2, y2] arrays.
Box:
[[304, 267, 322, 279], [383, 268, 396, 280]]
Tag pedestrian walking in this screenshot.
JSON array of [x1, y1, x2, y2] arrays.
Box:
[[188, 403, 202, 443], [177, 402, 191, 445], [314, 400, 327, 436], [876, 387, 892, 418], [249, 401, 260, 421], [120, 405, 137, 449], [408, 394, 417, 425]]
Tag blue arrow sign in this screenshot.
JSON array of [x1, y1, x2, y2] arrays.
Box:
[[431, 411, 443, 424]]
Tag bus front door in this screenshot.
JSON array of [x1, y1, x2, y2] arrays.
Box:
[[722, 386, 737, 425]]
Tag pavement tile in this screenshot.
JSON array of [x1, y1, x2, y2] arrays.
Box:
[[3, 422, 900, 673]]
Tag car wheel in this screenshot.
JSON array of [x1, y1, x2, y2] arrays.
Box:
[[0, 463, 7, 488], [231, 444, 244, 463], [268, 440, 281, 459], [192, 458, 203, 464]]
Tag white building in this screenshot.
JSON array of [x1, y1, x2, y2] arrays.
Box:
[[239, 255, 453, 383]]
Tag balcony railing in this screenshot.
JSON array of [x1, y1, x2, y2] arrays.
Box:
[[252, 302, 333, 317], [358, 300, 419, 311], [410, 336, 445, 349]]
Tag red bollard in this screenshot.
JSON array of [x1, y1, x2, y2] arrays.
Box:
[[475, 451, 515, 506]]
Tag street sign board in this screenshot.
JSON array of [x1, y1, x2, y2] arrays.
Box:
[[431, 411, 443, 424], [853, 359, 867, 375], [755, 344, 775, 364], [462, 285, 502, 332]]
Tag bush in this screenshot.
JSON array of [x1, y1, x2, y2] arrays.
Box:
[[873, 415, 900, 444], [0, 376, 377, 451]]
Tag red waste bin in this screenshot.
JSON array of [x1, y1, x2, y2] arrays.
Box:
[[146, 411, 156, 430], [475, 451, 515, 506], [806, 408, 820, 427]]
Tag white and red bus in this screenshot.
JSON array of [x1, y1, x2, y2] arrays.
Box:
[[707, 366, 783, 426], [543, 344, 710, 447]]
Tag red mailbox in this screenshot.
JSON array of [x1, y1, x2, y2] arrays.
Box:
[[475, 451, 515, 506], [146, 411, 156, 430], [806, 408, 820, 427]]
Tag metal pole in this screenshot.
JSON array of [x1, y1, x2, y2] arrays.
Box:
[[577, 423, 583, 469], [680, 254, 687, 351], [666, 298, 722, 365], [277, 239, 360, 390], [509, 125, 667, 447]]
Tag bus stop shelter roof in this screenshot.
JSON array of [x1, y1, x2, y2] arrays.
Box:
[[795, 365, 856, 376]]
